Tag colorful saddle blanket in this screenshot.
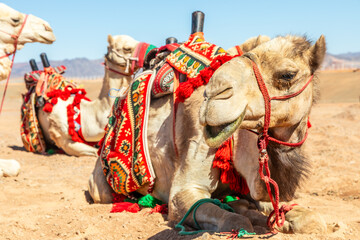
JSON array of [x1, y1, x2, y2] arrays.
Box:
[[99, 70, 156, 196], [20, 92, 46, 153]]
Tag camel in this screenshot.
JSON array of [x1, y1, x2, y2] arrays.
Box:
[[0, 3, 55, 177], [37, 35, 147, 157], [88, 34, 327, 234]]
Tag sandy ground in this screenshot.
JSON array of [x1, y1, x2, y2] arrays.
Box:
[[0, 71, 359, 240]]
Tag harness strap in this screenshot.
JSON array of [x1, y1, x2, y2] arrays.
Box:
[[175, 198, 234, 235], [102, 62, 132, 77], [0, 14, 29, 116]]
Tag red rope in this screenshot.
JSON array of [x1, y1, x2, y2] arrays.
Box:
[[0, 15, 29, 116], [102, 62, 132, 77], [250, 60, 313, 230]]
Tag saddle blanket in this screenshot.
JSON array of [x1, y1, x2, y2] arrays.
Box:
[[99, 70, 156, 196]]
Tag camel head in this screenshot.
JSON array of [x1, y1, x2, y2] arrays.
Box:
[[105, 34, 140, 74], [0, 3, 55, 81], [0, 3, 55, 51], [200, 35, 326, 201]]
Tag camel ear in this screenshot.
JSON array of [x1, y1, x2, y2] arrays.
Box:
[[227, 35, 270, 56], [241, 35, 270, 52], [308, 35, 326, 73], [107, 35, 114, 46]]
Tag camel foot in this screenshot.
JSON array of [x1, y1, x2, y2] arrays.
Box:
[[0, 159, 21, 177], [88, 157, 114, 203], [216, 211, 254, 232], [279, 205, 327, 234]]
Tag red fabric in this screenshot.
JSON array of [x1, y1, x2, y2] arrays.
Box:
[[157, 43, 180, 53], [148, 204, 168, 215], [111, 202, 141, 213]]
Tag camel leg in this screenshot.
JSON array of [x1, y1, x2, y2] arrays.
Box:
[[257, 201, 327, 233], [227, 200, 268, 233], [48, 127, 97, 157], [88, 157, 114, 203], [0, 159, 21, 177]]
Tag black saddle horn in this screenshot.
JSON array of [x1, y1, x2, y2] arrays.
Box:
[[191, 11, 205, 34], [29, 59, 39, 71], [166, 37, 178, 44], [40, 52, 50, 68]]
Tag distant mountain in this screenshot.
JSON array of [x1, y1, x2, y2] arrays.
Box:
[[322, 52, 360, 70], [9, 51, 360, 79], [333, 52, 360, 62], [11, 57, 104, 79]]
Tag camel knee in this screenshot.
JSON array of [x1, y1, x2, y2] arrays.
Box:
[[87, 158, 114, 203]]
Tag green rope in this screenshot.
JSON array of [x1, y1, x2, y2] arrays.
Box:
[[222, 195, 238, 203], [236, 228, 256, 238], [175, 198, 234, 235]]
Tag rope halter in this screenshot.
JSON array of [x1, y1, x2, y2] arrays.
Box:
[[248, 56, 313, 230], [0, 14, 29, 115], [108, 42, 154, 75]]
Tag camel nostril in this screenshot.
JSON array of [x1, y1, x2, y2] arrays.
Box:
[[44, 24, 52, 32]]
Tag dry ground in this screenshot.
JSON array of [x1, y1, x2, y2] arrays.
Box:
[[0, 70, 359, 240]]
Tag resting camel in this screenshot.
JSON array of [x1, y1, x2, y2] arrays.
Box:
[[0, 3, 55, 177], [38, 35, 143, 157], [88, 34, 327, 234]]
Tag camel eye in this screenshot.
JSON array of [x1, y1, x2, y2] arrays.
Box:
[[123, 47, 132, 53], [280, 72, 297, 81], [214, 87, 233, 100], [11, 18, 20, 25]]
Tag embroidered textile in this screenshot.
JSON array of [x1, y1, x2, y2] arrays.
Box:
[[98, 70, 156, 196], [166, 34, 227, 79], [20, 92, 46, 153]]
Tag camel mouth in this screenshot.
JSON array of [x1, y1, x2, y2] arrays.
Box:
[[204, 107, 246, 148], [38, 33, 56, 44]]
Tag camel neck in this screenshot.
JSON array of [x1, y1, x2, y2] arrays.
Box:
[[0, 46, 11, 80], [98, 62, 132, 106]]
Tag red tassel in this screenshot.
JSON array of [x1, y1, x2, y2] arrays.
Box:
[[43, 103, 53, 113], [111, 202, 141, 213], [148, 204, 168, 215]]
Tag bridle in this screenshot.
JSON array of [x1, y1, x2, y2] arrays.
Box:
[[108, 42, 151, 75], [0, 14, 29, 115], [249, 57, 313, 230]]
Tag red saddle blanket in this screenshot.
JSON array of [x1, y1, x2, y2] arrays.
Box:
[[98, 71, 156, 196]]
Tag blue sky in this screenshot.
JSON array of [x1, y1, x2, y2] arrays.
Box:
[[3, 0, 360, 62]]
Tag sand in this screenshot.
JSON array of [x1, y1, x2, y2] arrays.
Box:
[[0, 71, 359, 240]]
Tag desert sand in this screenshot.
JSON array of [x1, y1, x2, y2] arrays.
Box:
[[0, 70, 359, 240]]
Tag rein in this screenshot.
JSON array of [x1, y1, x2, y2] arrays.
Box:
[[102, 61, 132, 77], [0, 14, 29, 115], [249, 59, 313, 230]]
